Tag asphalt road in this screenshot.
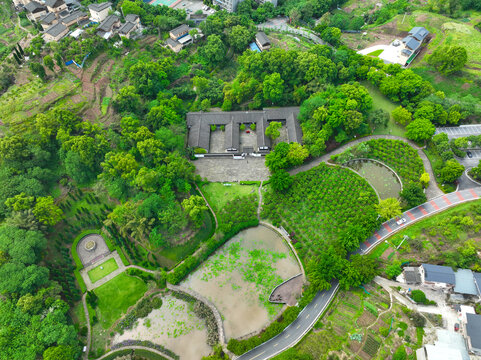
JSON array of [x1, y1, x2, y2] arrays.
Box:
[[236, 188, 481, 360], [236, 281, 339, 360], [435, 124, 481, 139]]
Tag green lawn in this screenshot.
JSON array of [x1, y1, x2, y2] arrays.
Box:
[[94, 273, 147, 329], [201, 182, 259, 215], [367, 49, 384, 56], [361, 81, 405, 137], [87, 258, 119, 283]]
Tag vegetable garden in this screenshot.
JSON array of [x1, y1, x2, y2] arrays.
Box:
[[262, 163, 378, 261], [331, 139, 424, 185]]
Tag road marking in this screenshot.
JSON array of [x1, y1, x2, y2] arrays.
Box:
[[273, 343, 278, 347], [419, 206, 428, 215], [406, 211, 415, 220], [250, 351, 265, 359], [285, 334, 290, 339], [456, 192, 465, 201], [383, 223, 392, 232], [442, 195, 452, 205], [374, 232, 381, 240], [306, 314, 310, 319], [430, 200, 440, 210], [470, 189, 479, 198], [296, 324, 301, 329], [314, 303, 318, 308]]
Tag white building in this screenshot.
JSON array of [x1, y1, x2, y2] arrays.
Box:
[[88, 2, 112, 23]]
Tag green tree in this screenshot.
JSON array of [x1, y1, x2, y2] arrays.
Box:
[[340, 254, 378, 289], [400, 183, 426, 209], [201, 34, 226, 64], [386, 260, 402, 279], [320, 27, 342, 46], [265, 121, 282, 140], [411, 289, 427, 304], [101, 152, 139, 181], [43, 345, 74, 360], [368, 108, 389, 128], [181, 195, 208, 227], [227, 25, 253, 53], [392, 106, 412, 125], [428, 45, 468, 75], [406, 118, 436, 143], [440, 159, 465, 183], [263, 73, 284, 104], [286, 143, 309, 166], [265, 142, 290, 172], [113, 86, 143, 114], [43, 55, 55, 72], [393, 345, 407, 360], [420, 172, 430, 188], [5, 192, 35, 211], [270, 170, 293, 192], [376, 197, 402, 220], [33, 196, 63, 226], [29, 62, 46, 81], [129, 60, 170, 98]]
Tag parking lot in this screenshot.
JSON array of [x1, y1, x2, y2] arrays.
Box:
[[436, 125, 481, 138], [172, 0, 211, 15]]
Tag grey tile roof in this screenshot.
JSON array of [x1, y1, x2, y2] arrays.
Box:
[[409, 26, 429, 41], [454, 269, 478, 295], [404, 267, 421, 284], [88, 1, 111, 12], [44, 0, 64, 8], [256, 31, 270, 46], [186, 108, 301, 152], [45, 21, 68, 37], [125, 14, 139, 23], [118, 21, 136, 34], [166, 38, 181, 48], [170, 24, 189, 38], [62, 11, 87, 24], [97, 14, 119, 32], [39, 12, 57, 24], [25, 1, 46, 13], [422, 264, 455, 284], [467, 313, 481, 351]]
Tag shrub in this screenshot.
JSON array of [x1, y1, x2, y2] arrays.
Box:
[[240, 123, 246, 131], [194, 147, 207, 154], [250, 123, 256, 131], [210, 124, 217, 131], [411, 312, 426, 328], [411, 289, 428, 304], [379, 326, 389, 337]]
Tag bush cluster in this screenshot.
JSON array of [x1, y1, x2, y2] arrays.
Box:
[[115, 295, 163, 333]]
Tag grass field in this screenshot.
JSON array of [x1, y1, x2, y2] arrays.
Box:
[[201, 182, 259, 215], [362, 82, 405, 137], [367, 49, 384, 56], [94, 273, 147, 329], [87, 258, 119, 283]]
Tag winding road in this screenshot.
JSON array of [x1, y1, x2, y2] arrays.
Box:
[[235, 187, 481, 360]]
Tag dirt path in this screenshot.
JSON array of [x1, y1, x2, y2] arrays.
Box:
[[195, 183, 218, 229], [95, 346, 176, 360], [289, 135, 444, 200]]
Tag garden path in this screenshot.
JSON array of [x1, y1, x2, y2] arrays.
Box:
[[289, 135, 443, 200], [126, 265, 156, 274], [95, 346, 176, 360], [167, 283, 226, 345], [257, 181, 263, 220], [82, 293, 91, 360], [81, 251, 126, 291], [196, 182, 218, 229]]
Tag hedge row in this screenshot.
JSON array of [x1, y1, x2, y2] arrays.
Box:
[[167, 219, 259, 285], [227, 306, 302, 355], [240, 180, 261, 185]]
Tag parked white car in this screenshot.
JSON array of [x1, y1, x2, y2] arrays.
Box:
[[396, 218, 406, 225]]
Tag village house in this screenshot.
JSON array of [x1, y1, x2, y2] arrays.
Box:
[[25, 1, 47, 22], [44, 0, 67, 14], [420, 264, 456, 290], [166, 24, 192, 52], [88, 1, 112, 23], [166, 38, 182, 53], [117, 14, 141, 38], [38, 12, 58, 30], [43, 22, 69, 42], [96, 14, 120, 39], [466, 313, 481, 355], [61, 10, 88, 27], [255, 32, 271, 52], [169, 24, 189, 41]]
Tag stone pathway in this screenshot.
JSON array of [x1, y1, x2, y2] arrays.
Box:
[[81, 251, 126, 291], [289, 135, 444, 200]]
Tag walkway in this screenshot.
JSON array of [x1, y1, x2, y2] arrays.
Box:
[[81, 251, 126, 291], [82, 293, 91, 360], [257, 17, 326, 45], [96, 346, 176, 360], [196, 183, 218, 229], [289, 135, 443, 200]]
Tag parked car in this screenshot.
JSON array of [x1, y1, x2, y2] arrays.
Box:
[[467, 151, 473, 158], [396, 218, 406, 226], [455, 323, 460, 331]]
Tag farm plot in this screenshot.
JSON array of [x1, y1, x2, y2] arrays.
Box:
[[113, 294, 211, 360], [332, 139, 424, 185], [262, 163, 378, 261], [182, 225, 300, 339]]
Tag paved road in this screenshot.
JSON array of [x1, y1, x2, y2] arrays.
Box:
[[435, 124, 481, 139], [236, 188, 481, 360], [236, 281, 339, 360]]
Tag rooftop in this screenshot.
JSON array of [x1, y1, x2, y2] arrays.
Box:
[[118, 21, 136, 34], [88, 1, 112, 12], [256, 31, 270, 46], [404, 267, 421, 284], [422, 263, 455, 284], [467, 313, 481, 351], [170, 24, 189, 37], [454, 269, 478, 295], [409, 26, 429, 41], [25, 1, 46, 12], [474, 272, 481, 295], [403, 36, 421, 51], [45, 21, 68, 37], [62, 11, 87, 24], [44, 0, 65, 8], [166, 38, 181, 48], [125, 14, 139, 22], [39, 12, 57, 24], [97, 14, 119, 32]]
